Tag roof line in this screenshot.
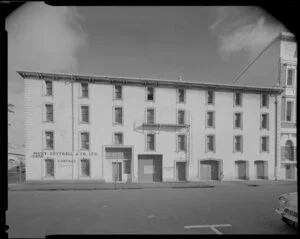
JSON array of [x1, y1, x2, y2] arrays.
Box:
[[16, 70, 283, 93]]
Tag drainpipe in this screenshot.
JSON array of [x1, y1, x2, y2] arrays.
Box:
[[275, 95, 278, 181], [71, 77, 74, 180]]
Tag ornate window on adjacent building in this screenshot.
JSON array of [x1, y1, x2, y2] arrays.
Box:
[[286, 101, 294, 122], [285, 140, 294, 161], [287, 68, 295, 86]]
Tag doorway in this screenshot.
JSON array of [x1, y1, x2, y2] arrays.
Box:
[[176, 162, 186, 181], [112, 162, 122, 182], [200, 160, 219, 180]]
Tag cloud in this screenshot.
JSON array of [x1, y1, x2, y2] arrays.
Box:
[[6, 2, 88, 153], [210, 7, 284, 58]]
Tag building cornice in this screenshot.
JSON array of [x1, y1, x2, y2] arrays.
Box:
[[17, 70, 283, 94]]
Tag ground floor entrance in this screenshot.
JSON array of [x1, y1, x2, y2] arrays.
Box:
[[285, 164, 296, 179], [255, 161, 268, 179], [112, 162, 122, 181], [235, 161, 248, 180], [200, 160, 220, 181], [138, 154, 162, 182], [176, 162, 187, 181]]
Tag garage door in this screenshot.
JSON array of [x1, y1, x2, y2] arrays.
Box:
[[236, 161, 247, 180], [256, 161, 266, 179], [200, 160, 219, 180], [138, 155, 162, 182]]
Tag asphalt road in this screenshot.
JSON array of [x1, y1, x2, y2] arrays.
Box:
[[7, 183, 298, 237]]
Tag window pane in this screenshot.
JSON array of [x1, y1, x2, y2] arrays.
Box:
[[286, 102, 293, 121], [45, 132, 54, 149], [178, 135, 186, 151], [147, 109, 154, 123], [235, 113, 241, 128], [207, 91, 214, 104], [178, 89, 185, 102], [46, 104, 53, 121], [262, 95, 268, 107], [45, 159, 54, 176], [235, 136, 241, 151], [262, 137, 268, 151], [46, 81, 52, 95], [235, 93, 241, 106], [81, 106, 89, 123], [207, 112, 213, 126], [115, 85, 122, 99], [147, 134, 154, 150], [82, 83, 88, 97], [287, 69, 294, 85], [81, 159, 90, 176], [147, 87, 154, 101], [124, 160, 131, 174], [115, 133, 123, 145], [178, 110, 185, 124], [115, 108, 123, 124], [81, 133, 89, 150], [207, 136, 214, 151]]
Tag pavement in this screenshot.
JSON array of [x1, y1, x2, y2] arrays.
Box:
[[7, 182, 298, 236], [8, 179, 297, 191]]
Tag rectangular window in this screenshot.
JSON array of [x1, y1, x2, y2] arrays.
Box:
[[234, 113, 242, 128], [261, 114, 269, 129], [261, 94, 269, 107], [81, 159, 90, 176], [81, 83, 89, 98], [234, 135, 242, 152], [81, 106, 89, 123], [177, 134, 186, 151], [147, 134, 155, 151], [114, 107, 123, 124], [45, 81, 53, 96], [206, 111, 214, 127], [234, 92, 242, 106], [114, 132, 123, 145], [178, 89, 185, 103], [147, 109, 155, 124], [261, 136, 269, 152], [206, 135, 215, 152], [45, 131, 54, 150], [178, 110, 185, 124], [207, 91, 214, 104], [45, 159, 54, 177], [115, 85, 122, 99], [81, 132, 90, 150], [286, 101, 293, 122], [287, 68, 295, 86], [45, 104, 53, 122], [147, 87, 154, 101]]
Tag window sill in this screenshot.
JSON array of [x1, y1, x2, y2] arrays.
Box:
[[206, 126, 215, 129], [80, 122, 90, 124], [113, 98, 123, 101], [43, 94, 53, 97], [79, 96, 89, 99], [113, 123, 124, 126], [43, 121, 54, 123]]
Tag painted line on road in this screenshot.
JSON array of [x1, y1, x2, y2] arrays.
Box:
[[184, 224, 232, 235]]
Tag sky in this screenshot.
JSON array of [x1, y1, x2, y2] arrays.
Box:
[[6, 4, 287, 154]]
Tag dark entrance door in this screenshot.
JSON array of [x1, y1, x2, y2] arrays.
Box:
[[176, 162, 186, 181], [112, 162, 122, 181], [236, 161, 247, 179], [138, 155, 162, 182], [256, 161, 265, 179], [200, 160, 219, 180]]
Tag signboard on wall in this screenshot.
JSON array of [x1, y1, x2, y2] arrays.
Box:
[[285, 88, 296, 96], [31, 152, 98, 158]]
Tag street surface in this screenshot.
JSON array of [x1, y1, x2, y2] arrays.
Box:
[[7, 182, 298, 237]]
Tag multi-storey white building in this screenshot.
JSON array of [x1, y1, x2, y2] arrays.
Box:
[[277, 32, 297, 180], [18, 70, 283, 183]]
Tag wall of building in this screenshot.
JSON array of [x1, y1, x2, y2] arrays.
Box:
[[24, 76, 278, 182]]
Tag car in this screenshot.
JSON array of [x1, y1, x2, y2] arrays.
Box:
[[275, 192, 298, 227]]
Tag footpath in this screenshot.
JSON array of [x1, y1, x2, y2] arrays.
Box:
[[8, 180, 297, 191]]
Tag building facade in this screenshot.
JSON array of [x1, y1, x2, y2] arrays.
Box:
[[277, 32, 297, 180], [19, 71, 283, 182]]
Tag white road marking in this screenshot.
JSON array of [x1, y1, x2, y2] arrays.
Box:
[[184, 224, 232, 235]]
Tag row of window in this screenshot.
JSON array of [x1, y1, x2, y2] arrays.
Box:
[[44, 131, 270, 153], [44, 80, 270, 107], [44, 104, 270, 129]]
